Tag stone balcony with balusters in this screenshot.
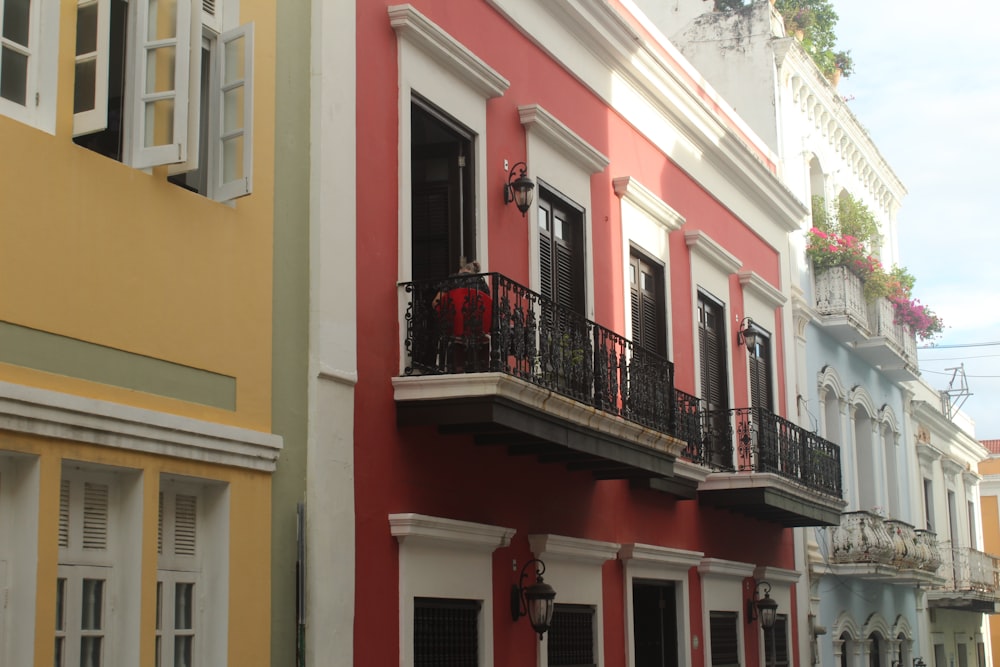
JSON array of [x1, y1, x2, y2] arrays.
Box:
[[813, 267, 919, 380], [820, 511, 943, 585]]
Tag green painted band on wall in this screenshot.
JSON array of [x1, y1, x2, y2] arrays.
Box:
[[0, 321, 236, 410]]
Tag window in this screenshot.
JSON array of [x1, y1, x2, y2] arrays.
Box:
[[923, 478, 934, 531], [156, 477, 229, 667], [410, 97, 476, 282], [630, 249, 666, 357], [539, 187, 585, 315], [747, 328, 772, 411], [968, 500, 977, 549], [413, 597, 479, 667], [548, 604, 596, 667], [708, 611, 739, 667], [73, 0, 254, 202], [0, 0, 58, 130], [157, 485, 200, 667], [698, 291, 730, 469], [762, 615, 789, 667], [632, 581, 678, 667], [57, 469, 119, 667]]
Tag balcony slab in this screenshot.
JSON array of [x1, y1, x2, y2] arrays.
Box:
[[697, 471, 847, 527], [393, 373, 688, 482]]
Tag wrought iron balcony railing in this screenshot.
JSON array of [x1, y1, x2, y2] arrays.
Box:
[[704, 406, 843, 498], [400, 273, 677, 437]]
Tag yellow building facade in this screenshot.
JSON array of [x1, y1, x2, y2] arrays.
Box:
[[0, 0, 280, 665]]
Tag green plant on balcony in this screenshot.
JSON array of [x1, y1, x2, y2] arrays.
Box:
[[807, 194, 944, 341], [774, 0, 853, 82]]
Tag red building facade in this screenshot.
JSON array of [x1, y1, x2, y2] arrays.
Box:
[[351, 1, 845, 665]]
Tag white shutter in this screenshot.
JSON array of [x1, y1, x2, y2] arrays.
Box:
[[130, 0, 192, 168], [173, 494, 197, 557], [212, 22, 253, 201], [82, 482, 109, 551], [168, 8, 206, 176], [72, 0, 111, 136], [59, 480, 71, 549]]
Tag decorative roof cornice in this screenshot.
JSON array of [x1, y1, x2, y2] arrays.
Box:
[[776, 38, 906, 214]]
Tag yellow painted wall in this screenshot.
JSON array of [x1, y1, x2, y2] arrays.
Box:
[[0, 0, 277, 432], [2, 433, 272, 666], [980, 457, 1000, 667]]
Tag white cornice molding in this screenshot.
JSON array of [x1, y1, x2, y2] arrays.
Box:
[[698, 557, 755, 579], [916, 442, 943, 466], [752, 566, 801, 585], [613, 176, 686, 231], [388, 4, 510, 99], [518, 104, 610, 174], [777, 38, 906, 212], [389, 513, 516, 551], [619, 543, 703, 569], [685, 230, 742, 274], [488, 0, 807, 230], [911, 399, 986, 461], [738, 270, 787, 309], [529, 533, 620, 564], [0, 381, 282, 471]]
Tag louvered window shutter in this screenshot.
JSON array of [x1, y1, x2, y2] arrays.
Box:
[[698, 294, 728, 412], [174, 494, 198, 557], [82, 482, 109, 550], [709, 611, 739, 667], [412, 183, 451, 282], [59, 480, 71, 549], [539, 208, 554, 304]]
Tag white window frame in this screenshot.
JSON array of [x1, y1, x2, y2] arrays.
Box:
[[614, 176, 684, 359], [0, 453, 40, 667], [0, 0, 59, 132], [389, 513, 515, 667], [58, 463, 143, 667], [72, 0, 111, 136], [750, 567, 798, 667], [157, 476, 229, 667], [390, 3, 505, 285], [72, 0, 253, 201], [697, 558, 755, 667], [519, 104, 609, 322], [528, 533, 619, 667], [55, 564, 114, 667], [212, 21, 253, 201], [129, 0, 193, 168], [620, 543, 703, 667]]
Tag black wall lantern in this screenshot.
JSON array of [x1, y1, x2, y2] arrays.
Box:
[[747, 580, 778, 629], [738, 316, 764, 350], [504, 161, 535, 216], [914, 659, 927, 667], [511, 558, 556, 640]]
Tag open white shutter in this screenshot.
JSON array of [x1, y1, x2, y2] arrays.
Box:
[[73, 0, 111, 136], [212, 22, 253, 202], [168, 6, 206, 176], [130, 0, 192, 168]]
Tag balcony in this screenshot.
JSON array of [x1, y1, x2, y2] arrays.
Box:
[[820, 511, 943, 585], [813, 267, 919, 380], [695, 407, 846, 526], [394, 273, 689, 486], [393, 273, 844, 521], [927, 542, 1000, 613]]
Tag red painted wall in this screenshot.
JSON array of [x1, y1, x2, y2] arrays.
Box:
[[354, 1, 793, 665]]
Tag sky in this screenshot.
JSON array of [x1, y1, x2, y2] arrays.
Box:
[[829, 0, 1000, 440]]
